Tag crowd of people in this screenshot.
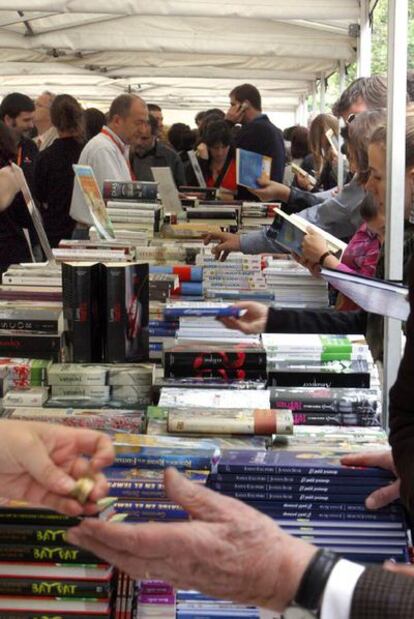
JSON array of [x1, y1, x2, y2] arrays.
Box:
[[1, 73, 414, 617]]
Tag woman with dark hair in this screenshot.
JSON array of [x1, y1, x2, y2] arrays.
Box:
[[0, 121, 33, 271], [34, 94, 85, 247], [199, 120, 237, 197]]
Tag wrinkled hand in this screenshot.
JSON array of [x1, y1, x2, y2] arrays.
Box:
[[196, 142, 209, 160], [384, 562, 414, 578], [68, 468, 316, 612], [202, 231, 241, 261], [0, 420, 114, 516], [219, 301, 269, 334], [341, 450, 400, 510]]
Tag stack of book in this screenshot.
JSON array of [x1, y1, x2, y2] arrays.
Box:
[[150, 265, 203, 298], [0, 358, 51, 406], [263, 333, 378, 391], [106, 201, 163, 241], [176, 589, 260, 618], [149, 273, 179, 303], [43, 362, 154, 411], [184, 204, 240, 232], [198, 252, 268, 301], [208, 450, 411, 564], [0, 271, 65, 361], [54, 239, 135, 263], [263, 258, 329, 308], [136, 580, 175, 619], [134, 242, 196, 265], [240, 201, 277, 232], [0, 503, 117, 618], [164, 302, 260, 345]]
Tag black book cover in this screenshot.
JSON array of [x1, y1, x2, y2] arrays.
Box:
[[0, 333, 63, 361], [292, 411, 381, 427], [267, 361, 370, 389], [0, 544, 98, 564], [269, 387, 379, 414], [0, 318, 60, 334], [102, 262, 149, 363], [0, 577, 112, 598], [62, 263, 102, 363], [164, 367, 267, 380], [164, 345, 266, 375]]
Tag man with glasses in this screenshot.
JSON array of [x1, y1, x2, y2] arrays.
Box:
[[34, 91, 58, 152], [69, 94, 149, 232]]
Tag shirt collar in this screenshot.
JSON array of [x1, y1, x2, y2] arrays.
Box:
[[102, 125, 128, 152]]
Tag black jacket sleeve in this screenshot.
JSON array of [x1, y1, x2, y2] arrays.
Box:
[[351, 566, 414, 619], [265, 306, 367, 335], [388, 256, 414, 514], [282, 186, 324, 215]]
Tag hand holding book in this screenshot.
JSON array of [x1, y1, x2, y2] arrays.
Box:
[[218, 301, 269, 334], [341, 450, 400, 510], [0, 420, 114, 516]]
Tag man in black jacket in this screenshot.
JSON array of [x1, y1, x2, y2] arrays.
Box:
[[226, 83, 285, 200]]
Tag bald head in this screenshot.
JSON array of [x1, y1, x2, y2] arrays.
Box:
[[34, 91, 56, 134], [108, 94, 149, 145]]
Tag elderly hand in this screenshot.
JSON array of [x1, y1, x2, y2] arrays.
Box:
[[202, 231, 241, 261], [68, 468, 316, 612], [301, 228, 329, 264], [341, 450, 400, 510], [0, 420, 114, 516], [219, 301, 269, 334]]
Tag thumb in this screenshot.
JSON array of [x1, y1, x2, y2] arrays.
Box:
[[164, 468, 236, 521], [19, 435, 76, 496], [365, 479, 401, 510]]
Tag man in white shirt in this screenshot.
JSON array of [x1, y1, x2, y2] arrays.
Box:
[[70, 93, 148, 228], [34, 91, 59, 152]]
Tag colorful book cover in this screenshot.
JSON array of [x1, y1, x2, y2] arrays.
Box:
[[236, 148, 271, 189]]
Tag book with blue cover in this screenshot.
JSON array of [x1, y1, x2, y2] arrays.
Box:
[[236, 148, 272, 189], [213, 449, 396, 478]]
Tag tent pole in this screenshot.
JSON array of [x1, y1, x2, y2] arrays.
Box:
[[319, 72, 326, 112], [383, 0, 408, 429], [337, 60, 346, 190], [358, 0, 371, 77]]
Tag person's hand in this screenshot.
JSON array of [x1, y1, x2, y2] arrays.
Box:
[[218, 301, 269, 334], [252, 179, 290, 203], [301, 227, 329, 264], [0, 420, 115, 516], [295, 172, 314, 192], [292, 252, 321, 279], [340, 451, 400, 510], [68, 468, 316, 612], [384, 562, 414, 577], [196, 142, 209, 160], [202, 231, 241, 261], [226, 103, 245, 125]]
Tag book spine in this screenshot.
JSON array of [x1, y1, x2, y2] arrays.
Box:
[[269, 392, 378, 414], [164, 367, 267, 379], [0, 318, 60, 333], [0, 334, 62, 361], [108, 481, 166, 499], [0, 544, 98, 563], [164, 351, 267, 370], [210, 489, 379, 503], [209, 472, 388, 486], [292, 411, 380, 426], [114, 501, 188, 520], [207, 480, 382, 496], [215, 464, 392, 478], [167, 410, 293, 436], [0, 578, 111, 598], [267, 371, 370, 389], [103, 181, 157, 201], [114, 452, 214, 470]]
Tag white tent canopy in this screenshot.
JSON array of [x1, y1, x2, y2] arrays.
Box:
[[0, 0, 367, 112]]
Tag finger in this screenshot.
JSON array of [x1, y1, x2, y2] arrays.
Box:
[[384, 562, 414, 577], [365, 480, 400, 510], [218, 317, 240, 331], [220, 251, 229, 262], [164, 468, 247, 521], [71, 431, 115, 471], [340, 451, 393, 470]]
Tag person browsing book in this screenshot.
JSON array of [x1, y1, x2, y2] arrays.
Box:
[[69, 94, 148, 232], [226, 83, 285, 199], [197, 120, 237, 199]]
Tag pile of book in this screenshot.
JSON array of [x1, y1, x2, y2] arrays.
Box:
[[150, 265, 203, 298], [106, 201, 162, 242], [0, 502, 118, 618], [176, 589, 260, 618], [262, 258, 329, 308], [184, 204, 240, 232], [136, 580, 175, 619], [0, 270, 64, 360], [240, 201, 277, 232], [208, 449, 411, 564], [198, 252, 268, 301], [55, 239, 136, 262], [165, 301, 260, 345], [0, 357, 51, 406]]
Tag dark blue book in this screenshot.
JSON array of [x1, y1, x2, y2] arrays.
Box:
[[210, 489, 393, 504], [209, 472, 389, 486], [213, 450, 395, 479], [114, 450, 216, 470], [207, 479, 388, 496], [114, 501, 188, 521]]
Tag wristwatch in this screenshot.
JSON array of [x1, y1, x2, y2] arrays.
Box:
[[282, 549, 339, 619]]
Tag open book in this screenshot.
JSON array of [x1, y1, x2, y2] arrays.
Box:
[[72, 164, 115, 240], [10, 163, 54, 261], [320, 267, 409, 321], [271, 207, 347, 258], [187, 151, 207, 188], [236, 148, 271, 189]]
